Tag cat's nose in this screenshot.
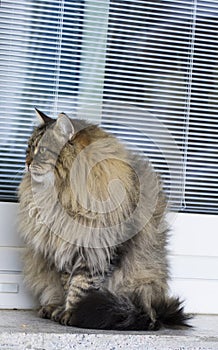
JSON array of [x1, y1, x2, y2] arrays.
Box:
[[25, 164, 30, 172], [26, 156, 32, 171]]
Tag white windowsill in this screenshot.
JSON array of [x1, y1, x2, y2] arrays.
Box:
[[0, 202, 218, 314], [0, 311, 217, 350]]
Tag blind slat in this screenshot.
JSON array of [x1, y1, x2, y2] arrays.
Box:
[[0, 0, 217, 213]]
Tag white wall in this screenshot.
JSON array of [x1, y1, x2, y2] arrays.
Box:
[[168, 213, 218, 314], [0, 202, 217, 313], [0, 202, 35, 308]]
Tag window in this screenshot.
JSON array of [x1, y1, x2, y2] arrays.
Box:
[[0, 0, 217, 312], [0, 0, 217, 214], [102, 0, 218, 214], [0, 0, 84, 201]]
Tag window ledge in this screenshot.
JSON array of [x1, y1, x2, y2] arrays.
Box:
[[0, 311, 217, 349]]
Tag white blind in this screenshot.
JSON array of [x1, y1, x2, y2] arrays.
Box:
[[0, 0, 217, 214], [0, 0, 84, 201]]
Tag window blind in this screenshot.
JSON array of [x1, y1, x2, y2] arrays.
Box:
[[0, 0, 217, 214], [101, 0, 218, 214], [0, 0, 84, 201]]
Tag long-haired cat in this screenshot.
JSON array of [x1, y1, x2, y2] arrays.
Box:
[[18, 108, 190, 330]]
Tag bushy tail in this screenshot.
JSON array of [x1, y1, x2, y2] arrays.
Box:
[[72, 289, 191, 330], [152, 297, 191, 329]]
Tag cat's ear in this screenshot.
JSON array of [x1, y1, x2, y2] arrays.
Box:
[[35, 108, 53, 125], [55, 113, 74, 140]]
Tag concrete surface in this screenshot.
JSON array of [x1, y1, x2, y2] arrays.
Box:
[[0, 310, 217, 349]]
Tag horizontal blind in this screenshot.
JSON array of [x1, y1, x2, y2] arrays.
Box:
[[102, 0, 218, 214], [0, 0, 84, 201], [0, 0, 217, 214]]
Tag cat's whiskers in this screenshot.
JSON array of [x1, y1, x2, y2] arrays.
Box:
[[8, 167, 26, 198], [11, 166, 26, 181]]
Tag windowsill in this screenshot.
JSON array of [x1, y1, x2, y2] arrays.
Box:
[[0, 311, 217, 349]]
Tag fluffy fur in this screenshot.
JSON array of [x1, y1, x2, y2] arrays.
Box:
[[18, 109, 190, 330]]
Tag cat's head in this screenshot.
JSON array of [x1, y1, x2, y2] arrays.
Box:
[[26, 109, 74, 180]]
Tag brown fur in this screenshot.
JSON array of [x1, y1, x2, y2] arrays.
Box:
[[18, 110, 189, 330]]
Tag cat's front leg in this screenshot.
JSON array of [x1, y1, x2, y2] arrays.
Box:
[[51, 271, 101, 326], [38, 272, 68, 320], [22, 247, 65, 319]]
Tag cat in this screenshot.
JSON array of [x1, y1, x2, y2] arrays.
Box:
[[18, 108, 190, 330]]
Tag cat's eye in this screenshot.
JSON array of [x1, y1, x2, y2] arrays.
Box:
[[39, 147, 47, 154], [33, 146, 46, 155]]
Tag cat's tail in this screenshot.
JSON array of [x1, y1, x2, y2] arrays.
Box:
[[72, 289, 191, 330]]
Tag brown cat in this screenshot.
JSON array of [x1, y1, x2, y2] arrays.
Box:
[[18, 108, 190, 330]]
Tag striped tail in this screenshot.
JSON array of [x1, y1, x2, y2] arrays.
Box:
[[71, 289, 191, 330]]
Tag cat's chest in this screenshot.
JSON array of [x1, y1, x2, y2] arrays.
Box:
[[19, 173, 118, 274], [19, 175, 67, 258]]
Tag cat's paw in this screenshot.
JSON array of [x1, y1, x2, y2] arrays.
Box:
[[51, 306, 65, 322], [51, 306, 76, 326], [59, 309, 76, 326], [38, 304, 59, 319]]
